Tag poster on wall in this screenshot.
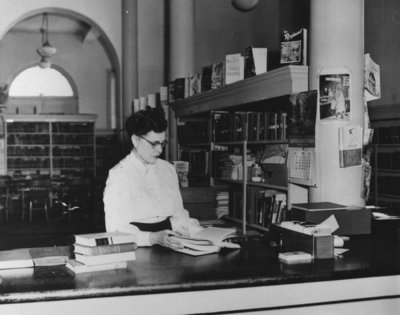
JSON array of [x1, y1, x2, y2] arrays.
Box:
[[319, 71, 351, 121]]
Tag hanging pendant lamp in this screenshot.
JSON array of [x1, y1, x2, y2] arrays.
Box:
[[37, 13, 56, 68]]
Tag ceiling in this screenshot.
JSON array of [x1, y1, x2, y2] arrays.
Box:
[[10, 13, 92, 40]]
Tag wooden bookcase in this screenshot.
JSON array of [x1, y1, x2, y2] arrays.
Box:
[[171, 65, 309, 233], [369, 104, 400, 215], [2, 114, 97, 178]]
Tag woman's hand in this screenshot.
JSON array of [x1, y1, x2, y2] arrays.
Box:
[[149, 230, 183, 250]]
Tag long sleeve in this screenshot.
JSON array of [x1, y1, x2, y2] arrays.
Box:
[[103, 152, 201, 247]]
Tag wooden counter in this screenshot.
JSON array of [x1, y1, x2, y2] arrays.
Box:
[[0, 235, 400, 314]]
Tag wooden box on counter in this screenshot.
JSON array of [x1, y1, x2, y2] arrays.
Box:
[[271, 224, 334, 259]]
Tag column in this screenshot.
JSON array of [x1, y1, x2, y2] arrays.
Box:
[[168, 0, 195, 161], [122, 0, 138, 123], [309, 0, 365, 206]]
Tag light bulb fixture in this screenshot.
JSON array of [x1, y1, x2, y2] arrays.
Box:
[[231, 0, 259, 12], [38, 56, 51, 69], [37, 13, 56, 68]]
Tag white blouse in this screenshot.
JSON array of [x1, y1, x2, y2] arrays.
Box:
[[103, 151, 201, 246]]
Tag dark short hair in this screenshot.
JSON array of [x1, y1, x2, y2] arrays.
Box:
[[125, 106, 167, 137]]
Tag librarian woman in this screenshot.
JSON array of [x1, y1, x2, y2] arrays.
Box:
[[103, 106, 203, 250]]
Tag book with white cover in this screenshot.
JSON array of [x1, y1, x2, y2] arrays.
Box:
[[278, 251, 312, 263], [75, 251, 136, 266], [74, 231, 137, 247], [225, 53, 244, 85], [0, 248, 34, 269], [170, 227, 241, 256], [66, 259, 128, 274]]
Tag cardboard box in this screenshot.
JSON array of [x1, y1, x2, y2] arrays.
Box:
[[272, 224, 334, 259], [291, 206, 371, 236]]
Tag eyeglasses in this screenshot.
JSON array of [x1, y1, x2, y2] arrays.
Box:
[[139, 136, 168, 148]]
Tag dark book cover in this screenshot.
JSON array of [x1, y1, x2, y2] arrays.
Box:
[[291, 202, 347, 211], [244, 46, 256, 78], [201, 65, 213, 92], [174, 77, 186, 101], [211, 62, 224, 89], [286, 90, 317, 146]]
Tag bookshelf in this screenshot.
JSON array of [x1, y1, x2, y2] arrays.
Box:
[[370, 104, 400, 215], [95, 129, 121, 178], [171, 65, 309, 233], [2, 114, 97, 178]]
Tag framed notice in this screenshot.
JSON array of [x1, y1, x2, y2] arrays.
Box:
[[319, 71, 351, 121]]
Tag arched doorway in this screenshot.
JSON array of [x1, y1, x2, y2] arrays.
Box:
[[0, 9, 121, 130]]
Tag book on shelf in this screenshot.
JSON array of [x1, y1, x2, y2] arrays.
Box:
[[174, 77, 189, 101], [74, 231, 137, 247], [244, 46, 267, 78], [73, 243, 138, 256], [74, 251, 136, 266], [172, 160, 189, 187], [254, 190, 287, 231], [201, 64, 213, 92], [189, 73, 202, 97], [338, 124, 363, 168], [211, 62, 225, 89], [278, 251, 313, 264], [280, 28, 307, 65], [66, 259, 128, 274], [364, 53, 381, 101], [225, 53, 244, 85], [291, 202, 347, 211], [170, 226, 241, 256]]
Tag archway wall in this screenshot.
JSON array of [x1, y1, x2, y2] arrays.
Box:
[[0, 0, 122, 61], [0, 0, 122, 130]]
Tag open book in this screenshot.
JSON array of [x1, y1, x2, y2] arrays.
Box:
[[171, 227, 241, 256]]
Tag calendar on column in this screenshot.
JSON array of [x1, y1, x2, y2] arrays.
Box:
[[288, 147, 315, 186]]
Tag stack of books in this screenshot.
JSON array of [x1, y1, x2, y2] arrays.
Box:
[[66, 231, 137, 274]]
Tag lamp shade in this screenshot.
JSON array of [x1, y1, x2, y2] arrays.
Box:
[[231, 0, 259, 12], [37, 42, 57, 58]]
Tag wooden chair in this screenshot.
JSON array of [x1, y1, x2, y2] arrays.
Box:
[[22, 178, 51, 222]]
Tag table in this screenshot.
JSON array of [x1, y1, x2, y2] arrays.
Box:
[[0, 234, 399, 314]]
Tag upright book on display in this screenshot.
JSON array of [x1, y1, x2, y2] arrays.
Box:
[[225, 53, 244, 85], [338, 125, 362, 168], [280, 28, 307, 66]]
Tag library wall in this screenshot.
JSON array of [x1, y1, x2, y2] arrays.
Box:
[[194, 0, 309, 75]]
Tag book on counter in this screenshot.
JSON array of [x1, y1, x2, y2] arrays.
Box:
[[0, 246, 72, 270], [73, 242, 138, 256], [338, 124, 363, 168], [74, 251, 137, 266], [278, 251, 313, 264], [74, 231, 137, 247], [280, 28, 307, 66], [170, 226, 241, 256], [66, 259, 128, 274]]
